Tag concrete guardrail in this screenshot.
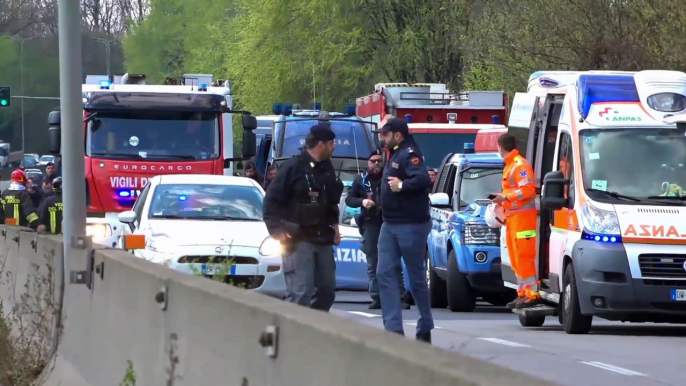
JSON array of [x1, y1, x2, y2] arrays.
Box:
[[0, 226, 559, 386]]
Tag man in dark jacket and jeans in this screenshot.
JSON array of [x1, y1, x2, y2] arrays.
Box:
[[346, 150, 408, 310], [376, 118, 434, 343]]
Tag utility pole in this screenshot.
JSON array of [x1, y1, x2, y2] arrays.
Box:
[[58, 0, 87, 282], [19, 36, 38, 153], [94, 38, 112, 77]]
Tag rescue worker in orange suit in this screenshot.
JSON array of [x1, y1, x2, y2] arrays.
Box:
[[0, 169, 44, 231], [490, 134, 540, 309]]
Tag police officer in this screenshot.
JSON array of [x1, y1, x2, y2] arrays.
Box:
[[0, 169, 44, 231], [346, 150, 409, 310], [376, 118, 434, 343], [38, 177, 63, 234], [264, 123, 344, 312]]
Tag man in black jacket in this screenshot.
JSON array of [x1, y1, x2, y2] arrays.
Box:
[[263, 123, 344, 312], [376, 118, 434, 343], [346, 151, 408, 310]]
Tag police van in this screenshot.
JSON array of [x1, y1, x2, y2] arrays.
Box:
[[501, 70, 686, 333]]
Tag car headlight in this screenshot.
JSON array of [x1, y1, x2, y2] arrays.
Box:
[[146, 235, 175, 254], [581, 202, 620, 235], [259, 237, 282, 256], [86, 224, 112, 239]]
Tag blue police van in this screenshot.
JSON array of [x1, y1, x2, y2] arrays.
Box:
[[403, 147, 517, 311], [254, 103, 377, 290]]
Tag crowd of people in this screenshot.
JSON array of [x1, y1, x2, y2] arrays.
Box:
[[0, 162, 63, 234]]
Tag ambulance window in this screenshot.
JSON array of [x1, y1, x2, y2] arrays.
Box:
[[556, 132, 575, 207]]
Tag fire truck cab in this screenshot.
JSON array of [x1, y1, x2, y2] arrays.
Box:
[[47, 73, 257, 247], [356, 83, 508, 169]]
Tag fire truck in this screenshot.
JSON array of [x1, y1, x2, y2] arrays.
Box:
[[355, 83, 509, 168], [46, 73, 257, 247]]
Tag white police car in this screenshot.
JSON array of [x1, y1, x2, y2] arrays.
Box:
[[116, 174, 286, 298]]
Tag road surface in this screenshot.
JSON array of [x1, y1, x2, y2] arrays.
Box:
[[333, 291, 686, 386]]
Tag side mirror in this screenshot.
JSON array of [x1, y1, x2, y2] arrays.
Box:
[[47, 110, 61, 154], [118, 210, 137, 224], [429, 192, 450, 207], [541, 171, 569, 210], [242, 130, 256, 159], [242, 115, 257, 131]]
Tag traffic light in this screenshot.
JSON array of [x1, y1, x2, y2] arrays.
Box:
[[0, 87, 10, 107]]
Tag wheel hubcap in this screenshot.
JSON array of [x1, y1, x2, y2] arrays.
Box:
[[563, 283, 571, 313]]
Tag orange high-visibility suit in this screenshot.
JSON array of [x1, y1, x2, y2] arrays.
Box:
[[502, 149, 539, 299]]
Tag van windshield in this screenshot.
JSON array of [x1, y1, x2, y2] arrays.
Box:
[[458, 168, 503, 207], [580, 129, 686, 200]]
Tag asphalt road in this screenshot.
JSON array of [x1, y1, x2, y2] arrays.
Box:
[[332, 291, 686, 386]]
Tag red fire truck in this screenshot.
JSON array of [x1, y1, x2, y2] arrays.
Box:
[[355, 83, 508, 168], [46, 73, 257, 247]]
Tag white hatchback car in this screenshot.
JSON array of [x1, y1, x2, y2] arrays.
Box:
[[116, 174, 286, 298]]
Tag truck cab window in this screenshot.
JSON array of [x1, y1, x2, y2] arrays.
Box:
[[557, 131, 575, 207]]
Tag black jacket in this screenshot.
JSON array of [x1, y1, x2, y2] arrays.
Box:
[[38, 193, 63, 234], [345, 171, 382, 226], [380, 137, 432, 224], [263, 151, 343, 244], [0, 188, 40, 229]]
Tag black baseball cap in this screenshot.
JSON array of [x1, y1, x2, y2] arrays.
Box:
[[379, 118, 409, 136], [46, 162, 54, 166], [368, 150, 382, 159], [309, 123, 336, 142]]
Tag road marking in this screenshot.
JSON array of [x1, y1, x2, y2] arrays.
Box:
[[348, 311, 381, 318], [404, 322, 441, 329], [477, 337, 531, 348], [580, 361, 646, 376]]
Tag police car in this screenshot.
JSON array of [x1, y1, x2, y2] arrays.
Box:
[[116, 174, 286, 298]]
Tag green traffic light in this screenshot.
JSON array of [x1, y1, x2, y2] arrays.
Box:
[[0, 100, 6, 106]]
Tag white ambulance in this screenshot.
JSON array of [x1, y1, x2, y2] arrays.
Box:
[[499, 70, 686, 334]]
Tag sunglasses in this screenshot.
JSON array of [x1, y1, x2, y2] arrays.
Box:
[[369, 159, 383, 164]]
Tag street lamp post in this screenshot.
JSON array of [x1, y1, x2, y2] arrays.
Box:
[[93, 38, 112, 78], [19, 36, 39, 153]]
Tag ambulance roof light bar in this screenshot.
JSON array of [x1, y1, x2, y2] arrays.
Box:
[[577, 74, 640, 120]]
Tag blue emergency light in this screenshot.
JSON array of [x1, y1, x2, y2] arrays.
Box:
[[404, 114, 412, 123], [491, 115, 501, 124], [198, 83, 208, 92], [99, 80, 111, 90], [179, 195, 187, 201], [344, 104, 356, 116], [272, 103, 283, 115], [581, 230, 621, 244], [281, 104, 293, 115], [312, 102, 322, 111], [577, 74, 640, 120], [463, 143, 475, 154], [538, 76, 559, 88]]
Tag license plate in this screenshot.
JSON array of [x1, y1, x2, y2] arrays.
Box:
[[201, 264, 236, 276], [671, 289, 686, 301]]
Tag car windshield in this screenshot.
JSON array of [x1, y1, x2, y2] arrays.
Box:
[[411, 133, 477, 169], [23, 156, 38, 168], [86, 110, 220, 161], [39, 155, 54, 162], [148, 183, 263, 221], [458, 168, 503, 207], [276, 119, 375, 159], [580, 128, 686, 201]]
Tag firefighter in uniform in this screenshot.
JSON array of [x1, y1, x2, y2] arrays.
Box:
[[38, 177, 63, 234], [0, 169, 44, 231], [490, 134, 540, 309], [263, 123, 345, 312]]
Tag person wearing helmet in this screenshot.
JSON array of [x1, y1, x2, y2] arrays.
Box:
[[37, 177, 63, 234], [0, 169, 44, 231]]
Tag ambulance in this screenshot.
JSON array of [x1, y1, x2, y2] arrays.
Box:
[[499, 70, 686, 334]]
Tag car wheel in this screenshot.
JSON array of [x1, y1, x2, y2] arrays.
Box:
[[428, 249, 448, 308], [518, 313, 546, 327], [561, 264, 593, 334], [447, 250, 476, 312]]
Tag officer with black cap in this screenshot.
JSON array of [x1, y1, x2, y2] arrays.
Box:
[[264, 123, 344, 312], [376, 117, 434, 343], [346, 150, 409, 310], [38, 177, 63, 234]]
